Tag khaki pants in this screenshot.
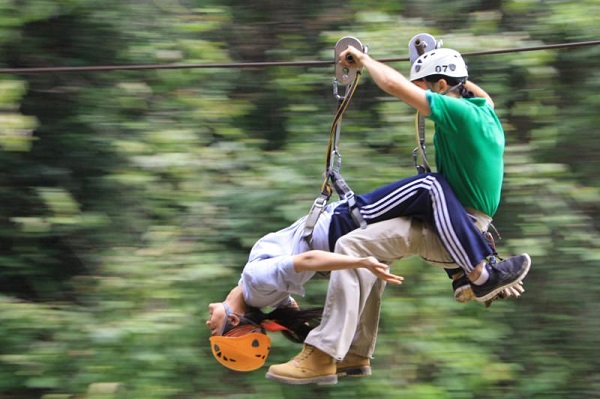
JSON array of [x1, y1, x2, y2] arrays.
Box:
[[305, 213, 491, 360]]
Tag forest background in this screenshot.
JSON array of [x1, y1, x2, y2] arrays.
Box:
[[0, 1, 599, 398]]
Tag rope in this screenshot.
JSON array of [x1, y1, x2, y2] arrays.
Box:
[[0, 40, 598, 74]]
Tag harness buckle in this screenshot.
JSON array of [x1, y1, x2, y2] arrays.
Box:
[[346, 193, 367, 229], [302, 195, 329, 241], [329, 170, 367, 229]]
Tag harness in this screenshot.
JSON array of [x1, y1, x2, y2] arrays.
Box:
[[302, 36, 368, 242]]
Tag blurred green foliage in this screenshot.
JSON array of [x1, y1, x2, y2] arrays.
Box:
[[0, 0, 599, 398]]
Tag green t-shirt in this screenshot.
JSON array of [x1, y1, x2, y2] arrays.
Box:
[[426, 91, 504, 216]]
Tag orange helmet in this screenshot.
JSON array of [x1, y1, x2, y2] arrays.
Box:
[[210, 332, 271, 372]]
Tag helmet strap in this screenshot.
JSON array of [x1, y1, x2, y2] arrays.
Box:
[[441, 83, 463, 96], [425, 79, 461, 96], [221, 301, 264, 336], [220, 301, 238, 335]]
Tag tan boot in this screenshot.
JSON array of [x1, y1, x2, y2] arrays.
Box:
[[336, 352, 371, 377], [265, 344, 337, 385]]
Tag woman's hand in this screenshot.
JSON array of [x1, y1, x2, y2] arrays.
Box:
[[293, 250, 403, 285], [362, 256, 404, 285]]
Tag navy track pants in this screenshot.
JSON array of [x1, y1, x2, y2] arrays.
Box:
[[329, 173, 493, 273]]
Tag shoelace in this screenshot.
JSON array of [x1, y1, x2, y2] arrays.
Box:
[[294, 345, 315, 362]]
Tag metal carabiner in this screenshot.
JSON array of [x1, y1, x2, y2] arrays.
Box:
[[329, 149, 342, 172], [333, 79, 349, 101]]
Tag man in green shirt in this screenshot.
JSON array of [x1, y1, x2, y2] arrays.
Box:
[[425, 77, 504, 218], [266, 47, 532, 385]]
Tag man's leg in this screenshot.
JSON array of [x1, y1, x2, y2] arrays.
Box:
[[309, 217, 423, 359], [265, 266, 380, 385], [329, 173, 492, 273], [330, 173, 530, 301], [334, 217, 457, 355], [332, 220, 414, 378]]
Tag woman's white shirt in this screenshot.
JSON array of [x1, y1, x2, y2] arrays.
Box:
[[240, 201, 338, 308]]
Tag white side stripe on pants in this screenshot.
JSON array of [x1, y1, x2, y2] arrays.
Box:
[[359, 175, 473, 271]]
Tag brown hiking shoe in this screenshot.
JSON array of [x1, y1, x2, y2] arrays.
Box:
[[336, 352, 371, 377], [265, 344, 337, 385]]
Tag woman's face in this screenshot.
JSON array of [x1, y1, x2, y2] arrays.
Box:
[[206, 302, 228, 336]]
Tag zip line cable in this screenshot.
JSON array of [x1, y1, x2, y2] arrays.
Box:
[[0, 39, 598, 74]]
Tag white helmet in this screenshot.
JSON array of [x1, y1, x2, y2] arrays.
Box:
[[409, 48, 468, 82]]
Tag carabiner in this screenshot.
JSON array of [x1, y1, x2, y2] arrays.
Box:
[[329, 150, 342, 172]]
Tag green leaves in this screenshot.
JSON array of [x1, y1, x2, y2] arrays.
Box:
[[0, 1, 599, 398], [0, 79, 38, 152]]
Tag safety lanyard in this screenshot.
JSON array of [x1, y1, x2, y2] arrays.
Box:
[[408, 33, 442, 175], [413, 111, 432, 174], [302, 37, 367, 242]]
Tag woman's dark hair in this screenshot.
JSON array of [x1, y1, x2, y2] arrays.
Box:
[[424, 74, 474, 98], [244, 306, 324, 343]]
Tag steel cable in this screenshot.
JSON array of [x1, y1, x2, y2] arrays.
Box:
[[0, 40, 598, 74]]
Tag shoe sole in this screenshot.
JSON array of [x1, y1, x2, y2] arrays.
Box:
[[454, 285, 475, 303], [475, 254, 531, 303], [265, 371, 338, 385], [337, 366, 372, 378]]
